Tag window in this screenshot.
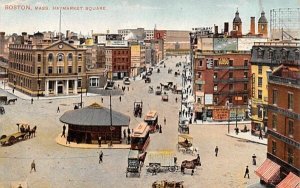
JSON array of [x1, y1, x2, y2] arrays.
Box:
[[89, 77, 99, 87], [214, 84, 218, 91], [258, 90, 262, 100], [78, 54, 82, 61], [287, 148, 294, 165], [198, 72, 202, 78], [68, 66, 72, 73], [288, 92, 294, 110], [258, 49, 264, 58], [229, 72, 233, 79], [57, 66, 64, 74], [67, 53, 73, 61], [272, 141, 276, 155], [258, 77, 262, 87], [229, 84, 233, 91], [78, 79, 82, 88], [229, 60, 233, 66], [213, 72, 217, 79], [288, 120, 294, 136], [48, 66, 53, 74], [57, 53, 64, 62], [78, 66, 82, 73], [272, 89, 278, 105], [244, 83, 248, 90], [272, 113, 277, 130], [244, 60, 248, 66], [214, 60, 218, 66], [269, 50, 274, 60], [37, 67, 41, 74], [228, 96, 232, 103], [37, 54, 41, 62], [243, 95, 247, 103], [244, 71, 248, 78], [199, 60, 202, 67], [48, 53, 53, 62], [258, 66, 262, 74]]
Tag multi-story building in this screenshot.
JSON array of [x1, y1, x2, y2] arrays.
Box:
[[192, 11, 267, 122], [250, 42, 300, 136], [105, 47, 131, 79], [255, 62, 300, 186], [130, 43, 145, 77], [8, 32, 107, 96], [118, 28, 154, 41]]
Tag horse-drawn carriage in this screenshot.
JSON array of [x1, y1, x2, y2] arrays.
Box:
[[180, 154, 201, 175], [146, 150, 177, 175], [178, 117, 189, 134], [152, 180, 184, 188], [133, 101, 143, 118], [177, 134, 196, 155], [162, 93, 168, 102], [145, 77, 151, 83], [0, 96, 16, 105], [0, 123, 36, 146], [155, 86, 162, 95]]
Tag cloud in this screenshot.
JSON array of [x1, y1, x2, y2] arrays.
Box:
[[112, 0, 164, 11]]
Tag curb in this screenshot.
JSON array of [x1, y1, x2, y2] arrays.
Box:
[[225, 134, 267, 146]]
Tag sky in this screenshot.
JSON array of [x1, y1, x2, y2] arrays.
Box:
[[0, 0, 299, 36]]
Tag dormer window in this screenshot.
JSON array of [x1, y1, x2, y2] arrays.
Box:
[[281, 48, 289, 60], [294, 49, 299, 60], [257, 48, 264, 59]]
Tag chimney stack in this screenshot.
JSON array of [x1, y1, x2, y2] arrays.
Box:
[[224, 22, 229, 34], [66, 30, 70, 40], [250, 17, 255, 34]]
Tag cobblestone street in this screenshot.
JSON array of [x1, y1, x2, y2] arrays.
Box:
[[0, 56, 267, 188]]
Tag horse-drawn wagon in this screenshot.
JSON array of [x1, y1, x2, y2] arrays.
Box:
[[133, 101, 143, 117], [177, 134, 196, 155], [162, 93, 168, 102], [146, 150, 177, 174], [152, 180, 184, 188], [0, 123, 36, 146], [126, 150, 141, 177]]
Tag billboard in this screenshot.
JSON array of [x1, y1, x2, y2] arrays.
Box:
[[237, 38, 267, 51], [213, 108, 229, 121], [213, 38, 237, 51], [106, 40, 128, 47], [106, 34, 122, 41]]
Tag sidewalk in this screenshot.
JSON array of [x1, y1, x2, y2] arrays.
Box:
[[226, 131, 267, 145], [55, 134, 131, 149]]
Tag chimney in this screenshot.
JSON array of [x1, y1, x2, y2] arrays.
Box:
[[224, 22, 229, 34], [250, 17, 255, 34], [66, 30, 70, 40], [214, 25, 219, 35]]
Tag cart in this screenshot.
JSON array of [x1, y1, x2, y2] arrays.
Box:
[[126, 150, 141, 177], [155, 86, 162, 95], [0, 132, 28, 146], [177, 134, 194, 155], [162, 93, 168, 102], [146, 150, 177, 174], [152, 180, 184, 188]]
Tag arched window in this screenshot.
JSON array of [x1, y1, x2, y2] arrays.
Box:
[[57, 53, 64, 62], [48, 53, 54, 62], [67, 53, 73, 61]]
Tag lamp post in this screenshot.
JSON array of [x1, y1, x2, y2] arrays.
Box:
[[37, 72, 40, 99], [109, 94, 114, 147], [227, 105, 231, 134], [20, 79, 23, 93]]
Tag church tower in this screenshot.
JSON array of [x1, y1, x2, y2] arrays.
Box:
[[258, 11, 268, 37], [233, 10, 242, 34]]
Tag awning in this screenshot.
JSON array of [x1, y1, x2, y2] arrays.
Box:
[[255, 159, 281, 184], [276, 172, 300, 188]]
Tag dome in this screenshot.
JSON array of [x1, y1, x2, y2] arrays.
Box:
[[258, 11, 268, 23], [233, 11, 242, 23], [33, 31, 44, 37]]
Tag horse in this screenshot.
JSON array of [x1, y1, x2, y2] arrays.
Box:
[[181, 160, 197, 175], [7, 98, 17, 105], [29, 126, 37, 138]]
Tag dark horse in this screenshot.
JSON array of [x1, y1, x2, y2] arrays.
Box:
[[29, 126, 37, 138], [181, 156, 201, 175]]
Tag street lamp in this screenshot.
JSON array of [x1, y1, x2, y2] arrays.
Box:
[[37, 71, 40, 99], [20, 79, 23, 93]]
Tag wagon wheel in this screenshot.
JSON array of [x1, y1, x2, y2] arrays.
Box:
[[168, 166, 176, 172], [8, 136, 16, 145]]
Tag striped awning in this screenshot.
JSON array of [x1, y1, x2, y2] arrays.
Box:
[[255, 159, 281, 184], [276, 172, 300, 188]]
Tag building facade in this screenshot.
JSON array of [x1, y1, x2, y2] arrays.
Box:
[[130, 43, 145, 77], [106, 47, 131, 79]]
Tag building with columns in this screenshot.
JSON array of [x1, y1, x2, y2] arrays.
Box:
[[8, 34, 106, 96]]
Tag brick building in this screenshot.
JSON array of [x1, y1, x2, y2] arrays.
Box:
[[106, 47, 131, 79], [255, 63, 300, 186]]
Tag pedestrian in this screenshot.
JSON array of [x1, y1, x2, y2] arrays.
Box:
[[175, 97, 178, 103], [123, 129, 126, 138], [244, 166, 250, 178], [215, 146, 219, 157], [252, 154, 257, 165], [118, 84, 119, 88], [185, 111, 188, 117], [99, 150, 103, 163], [13, 87, 15, 93], [66, 134, 70, 144], [30, 160, 36, 173], [98, 136, 102, 147], [31, 98, 33, 104], [61, 124, 66, 138], [127, 127, 131, 136], [159, 124, 162, 133], [57, 106, 60, 113], [259, 130, 263, 140], [101, 97, 103, 103], [119, 96, 122, 102], [127, 87, 129, 91], [183, 109, 185, 116], [164, 117, 166, 125], [127, 135, 131, 144], [174, 156, 177, 165]]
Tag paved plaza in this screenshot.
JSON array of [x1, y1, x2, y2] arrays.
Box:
[[0, 56, 267, 188]]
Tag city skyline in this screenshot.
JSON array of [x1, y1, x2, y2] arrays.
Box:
[[0, 0, 299, 35]]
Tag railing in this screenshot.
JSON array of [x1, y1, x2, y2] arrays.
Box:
[[213, 66, 249, 70], [267, 129, 300, 149], [214, 77, 249, 83], [267, 104, 300, 120], [45, 73, 78, 76], [269, 75, 300, 86], [254, 42, 300, 47]]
